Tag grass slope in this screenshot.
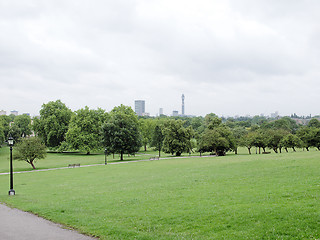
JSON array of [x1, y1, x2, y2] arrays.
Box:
[[0, 151, 320, 239]]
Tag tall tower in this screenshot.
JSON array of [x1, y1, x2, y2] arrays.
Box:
[[181, 94, 185, 116]]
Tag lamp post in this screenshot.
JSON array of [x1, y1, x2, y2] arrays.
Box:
[[8, 136, 15, 196], [104, 148, 107, 165]]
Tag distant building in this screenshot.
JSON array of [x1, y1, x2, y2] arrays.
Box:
[[10, 110, 18, 116], [134, 100, 145, 116], [0, 110, 6, 115], [159, 108, 164, 115], [172, 110, 179, 117], [270, 111, 279, 118], [181, 94, 185, 116]]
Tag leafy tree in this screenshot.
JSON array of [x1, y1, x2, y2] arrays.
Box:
[[265, 129, 288, 153], [240, 131, 257, 154], [297, 126, 315, 151], [261, 117, 298, 133], [280, 134, 303, 152], [139, 118, 155, 151], [34, 100, 73, 148], [232, 127, 247, 154], [308, 118, 320, 128], [198, 125, 235, 156], [14, 137, 47, 169], [66, 107, 107, 154], [162, 119, 194, 156], [8, 124, 22, 143], [204, 113, 222, 129], [13, 114, 32, 137], [0, 115, 11, 139], [102, 105, 141, 160], [251, 130, 267, 154], [150, 123, 164, 157], [0, 125, 5, 145]]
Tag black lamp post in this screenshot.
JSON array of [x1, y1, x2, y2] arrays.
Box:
[[104, 148, 108, 165], [8, 136, 15, 196]]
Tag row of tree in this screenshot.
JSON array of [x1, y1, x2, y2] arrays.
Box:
[[1, 100, 320, 159]]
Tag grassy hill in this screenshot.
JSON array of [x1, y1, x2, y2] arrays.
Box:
[[0, 149, 319, 239]]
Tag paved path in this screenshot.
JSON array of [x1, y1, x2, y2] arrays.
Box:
[[0, 204, 96, 240]]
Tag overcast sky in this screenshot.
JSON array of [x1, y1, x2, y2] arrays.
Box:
[[1, 0, 320, 117]]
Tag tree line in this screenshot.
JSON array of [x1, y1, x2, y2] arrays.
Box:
[[1, 100, 320, 162]]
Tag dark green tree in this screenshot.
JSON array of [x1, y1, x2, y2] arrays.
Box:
[[66, 107, 107, 154], [150, 123, 164, 157], [102, 105, 141, 160], [34, 100, 73, 148], [265, 129, 288, 153], [139, 118, 155, 151], [13, 114, 32, 137], [280, 134, 302, 152], [162, 119, 194, 156], [308, 118, 320, 128], [14, 137, 47, 169]]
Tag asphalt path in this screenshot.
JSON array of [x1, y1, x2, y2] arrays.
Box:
[[0, 204, 96, 240]]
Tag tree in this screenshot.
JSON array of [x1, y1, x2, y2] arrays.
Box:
[[232, 127, 247, 154], [280, 134, 302, 152], [34, 100, 73, 148], [66, 107, 107, 154], [240, 131, 257, 154], [13, 114, 32, 137], [139, 118, 155, 151], [308, 118, 320, 128], [265, 129, 288, 153], [198, 125, 235, 156], [0, 115, 11, 140], [0, 125, 5, 145], [162, 119, 194, 156], [14, 137, 47, 169], [102, 105, 141, 160], [150, 123, 164, 157]]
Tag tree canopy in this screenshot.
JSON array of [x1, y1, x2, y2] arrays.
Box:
[[66, 107, 108, 154], [34, 100, 73, 148], [14, 137, 47, 169], [102, 105, 141, 160]]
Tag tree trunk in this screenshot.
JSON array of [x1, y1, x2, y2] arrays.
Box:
[[30, 161, 36, 169], [262, 147, 266, 152], [279, 148, 282, 153], [306, 147, 309, 151], [248, 147, 251, 155], [259, 147, 261, 154], [285, 147, 288, 153], [144, 144, 147, 151], [120, 152, 123, 161], [235, 147, 238, 155], [292, 147, 296, 152], [158, 149, 161, 157], [86, 152, 90, 155], [273, 148, 278, 153]]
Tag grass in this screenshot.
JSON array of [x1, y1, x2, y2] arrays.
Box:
[[0, 146, 192, 173], [0, 149, 320, 239]]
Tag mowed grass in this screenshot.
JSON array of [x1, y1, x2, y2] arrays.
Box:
[[0, 150, 320, 239], [0, 146, 182, 173]]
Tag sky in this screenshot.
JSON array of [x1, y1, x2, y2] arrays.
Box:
[[1, 0, 320, 117]]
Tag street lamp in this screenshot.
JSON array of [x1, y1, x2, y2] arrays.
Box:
[[104, 148, 108, 165], [8, 136, 15, 196]]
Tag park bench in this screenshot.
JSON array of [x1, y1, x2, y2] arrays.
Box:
[[262, 152, 271, 154], [149, 157, 159, 160], [68, 163, 80, 168]]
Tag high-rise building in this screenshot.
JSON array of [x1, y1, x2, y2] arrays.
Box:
[[135, 100, 145, 116], [172, 110, 179, 117], [181, 94, 185, 116], [10, 110, 18, 116], [159, 108, 164, 115]]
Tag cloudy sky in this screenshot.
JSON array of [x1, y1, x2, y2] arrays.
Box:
[[1, 0, 320, 117]]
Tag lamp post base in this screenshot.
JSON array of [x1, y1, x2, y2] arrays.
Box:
[[8, 189, 15, 196]]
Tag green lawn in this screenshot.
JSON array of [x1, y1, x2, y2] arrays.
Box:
[[0, 146, 188, 173], [0, 150, 320, 239]]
